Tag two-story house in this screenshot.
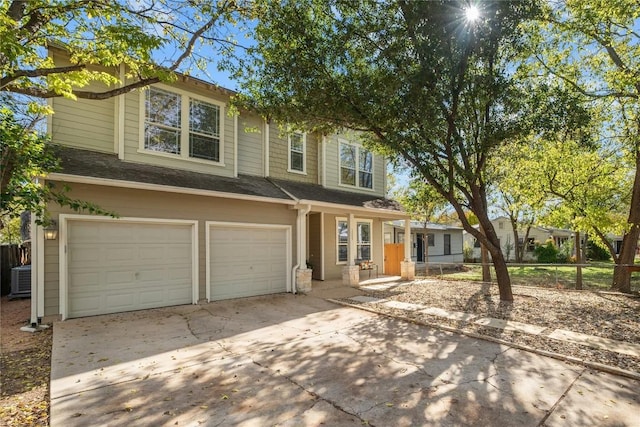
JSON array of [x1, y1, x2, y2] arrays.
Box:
[[26, 47, 413, 322]]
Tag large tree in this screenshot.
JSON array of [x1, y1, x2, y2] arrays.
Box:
[[234, 0, 540, 301], [1, 0, 248, 220], [528, 0, 640, 292]]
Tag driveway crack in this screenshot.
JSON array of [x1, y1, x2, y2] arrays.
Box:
[[536, 368, 585, 426], [253, 358, 375, 426]]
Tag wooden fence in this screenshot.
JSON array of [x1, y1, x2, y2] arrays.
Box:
[[1, 245, 24, 296]]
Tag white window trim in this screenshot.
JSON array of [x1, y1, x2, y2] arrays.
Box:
[[336, 217, 348, 265], [335, 217, 373, 265], [139, 83, 226, 166], [338, 139, 375, 191], [287, 132, 307, 175]]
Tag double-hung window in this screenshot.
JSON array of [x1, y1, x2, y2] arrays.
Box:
[[144, 86, 223, 163], [336, 219, 372, 263], [339, 141, 373, 189], [288, 132, 306, 173]]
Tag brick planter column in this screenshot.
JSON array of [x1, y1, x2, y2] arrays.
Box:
[[296, 268, 312, 293], [342, 265, 360, 286], [401, 261, 415, 280]]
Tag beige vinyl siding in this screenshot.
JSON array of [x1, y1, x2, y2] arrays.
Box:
[[238, 113, 264, 176], [322, 214, 384, 281], [43, 182, 296, 317], [268, 124, 319, 183], [49, 84, 115, 153], [43, 240, 59, 316], [324, 134, 385, 197], [48, 51, 116, 153], [122, 86, 236, 177]]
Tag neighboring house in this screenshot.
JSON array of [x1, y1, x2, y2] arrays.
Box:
[[27, 47, 413, 322], [384, 221, 464, 265], [604, 233, 640, 257], [462, 216, 574, 261]]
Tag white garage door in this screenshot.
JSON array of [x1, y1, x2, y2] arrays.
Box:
[[66, 220, 194, 318], [209, 224, 289, 301]]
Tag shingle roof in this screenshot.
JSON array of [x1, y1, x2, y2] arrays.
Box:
[[51, 146, 404, 213], [52, 146, 291, 200], [270, 179, 403, 211]]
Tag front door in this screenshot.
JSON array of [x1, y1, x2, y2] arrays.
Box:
[[384, 243, 403, 275], [416, 233, 424, 262]]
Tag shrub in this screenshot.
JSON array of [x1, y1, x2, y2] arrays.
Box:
[[587, 240, 611, 261], [463, 242, 474, 262], [535, 240, 560, 263]]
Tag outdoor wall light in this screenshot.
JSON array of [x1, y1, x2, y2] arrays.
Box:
[[44, 220, 58, 240]]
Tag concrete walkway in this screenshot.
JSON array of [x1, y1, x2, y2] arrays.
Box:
[[50, 293, 640, 426]]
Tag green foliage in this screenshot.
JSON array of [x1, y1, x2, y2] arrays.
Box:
[[534, 240, 561, 264], [463, 242, 474, 263], [0, 108, 116, 223], [0, 215, 21, 244], [393, 179, 449, 224], [1, 1, 250, 100], [587, 241, 612, 262], [234, 0, 542, 298]]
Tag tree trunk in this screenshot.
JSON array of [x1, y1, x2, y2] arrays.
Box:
[[612, 227, 639, 293], [424, 225, 429, 275], [481, 243, 491, 282], [574, 231, 582, 290], [478, 218, 513, 301], [612, 149, 640, 293], [490, 249, 513, 301], [478, 223, 492, 282]]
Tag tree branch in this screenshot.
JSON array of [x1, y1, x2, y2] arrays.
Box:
[[3, 76, 161, 99], [1, 65, 86, 89]]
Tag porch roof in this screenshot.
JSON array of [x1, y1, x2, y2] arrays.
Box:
[[269, 179, 406, 216]]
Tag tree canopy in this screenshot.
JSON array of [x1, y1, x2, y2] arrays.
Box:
[[234, 0, 541, 301]]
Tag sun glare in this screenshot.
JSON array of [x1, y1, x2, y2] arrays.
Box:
[[465, 5, 480, 22]]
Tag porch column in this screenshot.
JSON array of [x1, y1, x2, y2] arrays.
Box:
[[342, 213, 360, 286], [401, 218, 415, 280], [295, 205, 312, 293]]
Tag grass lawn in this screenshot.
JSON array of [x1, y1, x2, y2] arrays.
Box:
[[437, 263, 640, 292]]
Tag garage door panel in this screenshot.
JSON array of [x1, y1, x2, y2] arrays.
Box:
[[67, 220, 194, 318], [209, 225, 288, 301]]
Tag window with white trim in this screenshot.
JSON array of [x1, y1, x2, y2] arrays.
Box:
[[339, 141, 373, 189], [288, 132, 306, 173], [144, 86, 223, 162], [336, 219, 372, 263], [337, 220, 348, 263]]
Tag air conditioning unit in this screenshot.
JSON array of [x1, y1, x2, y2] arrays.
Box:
[[9, 265, 31, 299]]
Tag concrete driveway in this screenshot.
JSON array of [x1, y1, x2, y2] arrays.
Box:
[[51, 294, 640, 426]]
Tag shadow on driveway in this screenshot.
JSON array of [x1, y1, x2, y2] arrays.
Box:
[[51, 294, 640, 426]]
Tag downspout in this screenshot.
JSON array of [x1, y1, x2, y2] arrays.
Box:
[[268, 178, 308, 295]]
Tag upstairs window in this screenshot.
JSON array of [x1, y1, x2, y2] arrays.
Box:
[[144, 86, 223, 163], [145, 87, 181, 154], [339, 141, 373, 189], [288, 132, 306, 173], [189, 99, 220, 161]]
